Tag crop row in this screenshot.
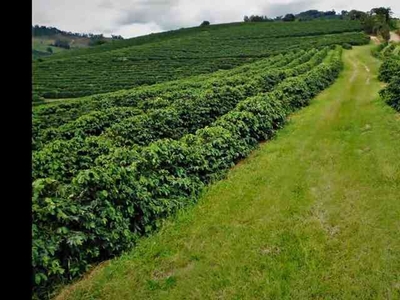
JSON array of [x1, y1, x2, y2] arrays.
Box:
[[33, 48, 319, 144], [33, 49, 316, 148], [32, 46, 343, 299], [38, 20, 361, 61], [33, 30, 368, 98], [378, 52, 400, 111], [32, 48, 329, 183], [32, 50, 296, 134], [372, 42, 400, 59]]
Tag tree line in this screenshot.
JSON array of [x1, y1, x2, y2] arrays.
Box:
[[242, 7, 397, 41], [32, 25, 124, 40], [342, 8, 397, 41], [244, 9, 341, 23]]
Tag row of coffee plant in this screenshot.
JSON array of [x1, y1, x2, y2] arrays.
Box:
[[32, 50, 300, 136], [32, 46, 343, 299], [378, 46, 400, 111], [33, 48, 329, 184], [33, 49, 320, 149], [33, 22, 367, 98]]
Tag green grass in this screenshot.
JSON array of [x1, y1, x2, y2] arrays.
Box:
[[58, 45, 400, 299]]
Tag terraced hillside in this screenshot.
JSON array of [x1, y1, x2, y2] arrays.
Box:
[[32, 20, 368, 99]]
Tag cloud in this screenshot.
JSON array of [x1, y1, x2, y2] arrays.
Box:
[[112, 22, 164, 37], [98, 0, 114, 9], [32, 0, 400, 38], [115, 0, 181, 29], [263, 0, 319, 17]]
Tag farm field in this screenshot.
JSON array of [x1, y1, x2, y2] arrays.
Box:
[[34, 20, 363, 60], [32, 16, 400, 299], [32, 47, 329, 154], [33, 22, 354, 297], [32, 20, 367, 99], [55, 45, 400, 300]]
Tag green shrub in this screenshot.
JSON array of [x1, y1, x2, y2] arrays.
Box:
[[380, 76, 400, 111], [378, 56, 400, 82], [32, 47, 343, 298], [377, 46, 400, 112], [32, 50, 326, 182], [342, 43, 352, 49], [32, 94, 45, 103]]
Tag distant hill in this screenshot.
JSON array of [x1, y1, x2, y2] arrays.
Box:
[[32, 25, 123, 59], [33, 20, 368, 99], [243, 9, 343, 22]]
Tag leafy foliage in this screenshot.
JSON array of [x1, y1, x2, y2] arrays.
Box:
[[378, 55, 400, 82], [380, 76, 400, 111], [378, 54, 400, 111], [33, 20, 366, 98], [32, 45, 343, 298], [31, 49, 317, 147], [345, 7, 394, 41], [296, 10, 339, 21], [32, 49, 329, 183], [342, 43, 353, 49]]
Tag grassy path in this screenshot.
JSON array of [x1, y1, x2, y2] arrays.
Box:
[[59, 45, 400, 300]]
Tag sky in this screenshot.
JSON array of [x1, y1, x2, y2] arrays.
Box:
[[32, 0, 400, 38]]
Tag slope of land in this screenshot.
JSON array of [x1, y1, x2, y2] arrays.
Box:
[[32, 45, 345, 298], [32, 35, 113, 59], [37, 20, 363, 61], [33, 20, 367, 99], [58, 45, 400, 300]]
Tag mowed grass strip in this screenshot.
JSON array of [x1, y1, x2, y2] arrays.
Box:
[[58, 45, 400, 300]]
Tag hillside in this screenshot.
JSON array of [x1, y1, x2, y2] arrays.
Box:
[[32, 26, 115, 59], [32, 36, 101, 59], [56, 45, 400, 300], [34, 45, 344, 298], [32, 20, 400, 299], [32, 20, 367, 99], [32, 34, 372, 300]]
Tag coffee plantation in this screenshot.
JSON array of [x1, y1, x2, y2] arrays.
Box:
[[32, 19, 372, 299]]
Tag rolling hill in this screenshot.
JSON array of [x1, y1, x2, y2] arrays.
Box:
[[56, 45, 400, 300], [31, 18, 380, 299], [32, 26, 115, 59], [32, 20, 368, 99]]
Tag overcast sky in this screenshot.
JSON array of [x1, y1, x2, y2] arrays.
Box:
[[32, 0, 400, 38]]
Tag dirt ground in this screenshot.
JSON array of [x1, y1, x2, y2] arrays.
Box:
[[370, 35, 381, 44], [390, 31, 400, 42]]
